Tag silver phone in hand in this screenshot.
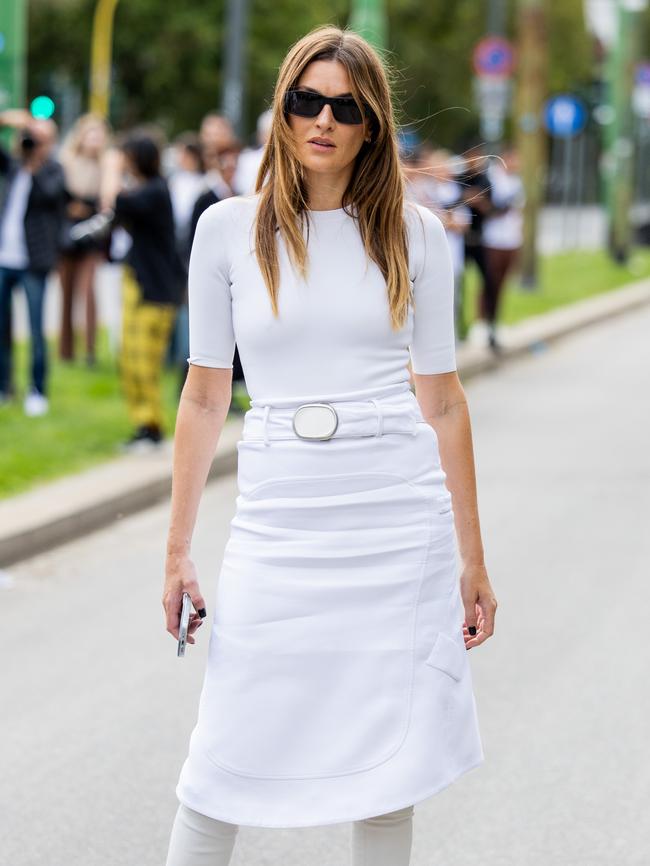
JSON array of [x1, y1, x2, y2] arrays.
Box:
[[177, 592, 192, 657]]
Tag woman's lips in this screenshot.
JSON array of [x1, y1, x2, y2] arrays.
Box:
[[308, 141, 335, 151]]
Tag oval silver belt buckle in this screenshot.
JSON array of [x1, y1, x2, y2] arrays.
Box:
[[292, 403, 339, 440]]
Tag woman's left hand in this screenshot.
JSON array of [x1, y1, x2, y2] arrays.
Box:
[[459, 562, 497, 649]]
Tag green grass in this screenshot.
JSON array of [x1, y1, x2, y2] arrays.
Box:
[[461, 246, 650, 330], [2, 245, 650, 499], [0, 327, 183, 498]]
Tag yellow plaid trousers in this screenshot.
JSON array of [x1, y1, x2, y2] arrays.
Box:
[[120, 265, 177, 429]]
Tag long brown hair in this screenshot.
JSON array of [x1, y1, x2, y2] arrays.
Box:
[[254, 24, 414, 331], [59, 113, 112, 199]]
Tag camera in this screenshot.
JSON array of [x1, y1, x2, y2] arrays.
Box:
[[19, 129, 36, 152]]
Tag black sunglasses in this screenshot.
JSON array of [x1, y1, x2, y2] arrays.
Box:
[[284, 89, 369, 125]]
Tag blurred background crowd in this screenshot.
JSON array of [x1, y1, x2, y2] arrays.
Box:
[[1, 0, 649, 486], [0, 105, 525, 448]]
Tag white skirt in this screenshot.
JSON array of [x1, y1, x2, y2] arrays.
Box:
[[175, 382, 484, 828]]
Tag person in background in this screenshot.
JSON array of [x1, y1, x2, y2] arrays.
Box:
[[231, 109, 272, 195], [455, 145, 501, 351], [100, 130, 185, 449], [186, 137, 249, 412], [168, 132, 206, 260], [199, 112, 236, 168], [404, 145, 472, 342], [166, 132, 207, 386], [57, 113, 112, 366], [402, 141, 438, 209], [482, 145, 525, 354], [0, 109, 66, 416], [427, 149, 472, 343], [188, 142, 239, 242]]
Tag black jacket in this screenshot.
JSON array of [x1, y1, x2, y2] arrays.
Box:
[[188, 188, 221, 259], [0, 145, 67, 273], [114, 175, 185, 306]]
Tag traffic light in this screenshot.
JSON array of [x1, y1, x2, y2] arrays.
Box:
[[30, 95, 56, 119]]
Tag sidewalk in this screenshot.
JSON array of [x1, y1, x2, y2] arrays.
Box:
[[1, 276, 649, 570]]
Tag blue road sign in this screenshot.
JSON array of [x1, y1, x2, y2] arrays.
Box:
[[636, 62, 650, 86], [544, 95, 587, 138]]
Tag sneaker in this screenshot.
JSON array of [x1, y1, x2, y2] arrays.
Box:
[[467, 319, 489, 347], [487, 323, 504, 356], [24, 389, 49, 417], [121, 424, 164, 453]]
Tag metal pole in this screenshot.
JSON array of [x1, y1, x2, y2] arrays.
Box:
[[603, 0, 647, 261], [561, 135, 573, 250], [575, 129, 586, 247], [514, 0, 548, 289], [349, 0, 388, 50], [0, 0, 27, 147], [222, 0, 249, 141], [89, 0, 120, 118], [487, 0, 508, 35]]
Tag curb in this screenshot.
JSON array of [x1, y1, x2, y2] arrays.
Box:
[[1, 278, 649, 569]]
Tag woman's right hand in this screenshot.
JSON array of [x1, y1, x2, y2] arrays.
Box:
[[162, 555, 208, 645]]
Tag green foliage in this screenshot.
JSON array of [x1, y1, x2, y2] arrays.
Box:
[[26, 0, 619, 147], [461, 245, 650, 328], [0, 326, 181, 498]]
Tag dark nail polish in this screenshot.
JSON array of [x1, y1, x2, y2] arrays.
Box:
[[198, 608, 207, 618], [468, 625, 477, 636]]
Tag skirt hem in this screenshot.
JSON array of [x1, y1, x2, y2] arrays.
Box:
[[175, 753, 485, 829]]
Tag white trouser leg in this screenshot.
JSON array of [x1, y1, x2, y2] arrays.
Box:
[[165, 803, 239, 866], [350, 804, 415, 866]]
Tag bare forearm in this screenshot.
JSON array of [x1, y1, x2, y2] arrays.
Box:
[[166, 393, 230, 560], [99, 147, 125, 211], [427, 399, 485, 567]]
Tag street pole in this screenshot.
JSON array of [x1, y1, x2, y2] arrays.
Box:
[[89, 0, 120, 119], [0, 0, 27, 147], [349, 0, 388, 50], [602, 0, 647, 262], [222, 0, 249, 141], [514, 0, 548, 289]]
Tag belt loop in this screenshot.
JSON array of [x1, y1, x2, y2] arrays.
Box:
[[368, 398, 383, 437], [261, 405, 271, 446]]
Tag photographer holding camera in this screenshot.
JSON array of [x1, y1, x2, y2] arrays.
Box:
[[0, 108, 66, 415]]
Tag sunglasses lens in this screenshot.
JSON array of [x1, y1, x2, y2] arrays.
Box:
[[286, 91, 365, 124], [332, 98, 363, 124], [286, 91, 321, 118]]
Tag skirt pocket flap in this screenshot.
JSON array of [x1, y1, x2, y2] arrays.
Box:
[[425, 631, 465, 681]]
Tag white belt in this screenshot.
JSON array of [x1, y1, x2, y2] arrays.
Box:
[[242, 398, 422, 446]]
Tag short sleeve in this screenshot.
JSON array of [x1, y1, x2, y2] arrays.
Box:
[[186, 202, 236, 369], [408, 205, 457, 374]]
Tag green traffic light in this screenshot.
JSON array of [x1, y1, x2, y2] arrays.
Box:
[[30, 96, 55, 119]]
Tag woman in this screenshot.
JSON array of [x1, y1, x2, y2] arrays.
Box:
[[186, 140, 249, 410], [166, 132, 207, 394], [57, 113, 111, 366], [101, 130, 184, 448], [482, 145, 525, 353], [163, 25, 497, 866]]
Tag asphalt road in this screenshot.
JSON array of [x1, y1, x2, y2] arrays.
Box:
[[1, 304, 649, 865]]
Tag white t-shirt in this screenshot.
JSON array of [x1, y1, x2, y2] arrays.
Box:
[[168, 170, 208, 236], [483, 163, 525, 250], [433, 181, 471, 277], [0, 168, 33, 270], [232, 147, 265, 196], [187, 193, 456, 403]]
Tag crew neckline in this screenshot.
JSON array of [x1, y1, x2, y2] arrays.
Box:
[[305, 205, 355, 219]]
